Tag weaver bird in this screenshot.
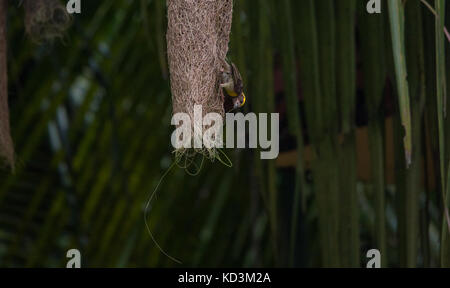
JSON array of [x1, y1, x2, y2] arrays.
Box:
[[221, 60, 246, 112]]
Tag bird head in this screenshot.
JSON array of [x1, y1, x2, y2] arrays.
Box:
[[233, 93, 246, 109]]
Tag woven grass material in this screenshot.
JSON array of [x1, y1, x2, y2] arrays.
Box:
[[0, 0, 14, 167], [24, 0, 71, 43], [167, 0, 233, 155]]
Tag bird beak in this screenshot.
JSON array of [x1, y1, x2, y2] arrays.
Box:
[[232, 98, 240, 109]]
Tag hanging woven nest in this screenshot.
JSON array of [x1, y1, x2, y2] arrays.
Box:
[[0, 0, 72, 168], [23, 0, 71, 43], [167, 0, 233, 160]]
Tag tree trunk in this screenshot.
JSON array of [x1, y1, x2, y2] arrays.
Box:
[[0, 0, 14, 168]]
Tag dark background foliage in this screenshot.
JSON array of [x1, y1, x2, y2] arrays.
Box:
[[0, 0, 449, 268]]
